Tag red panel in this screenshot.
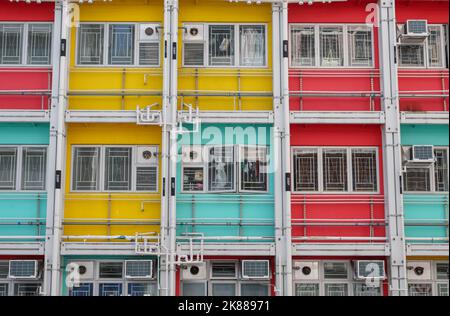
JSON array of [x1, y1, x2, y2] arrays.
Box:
[[290, 125, 386, 241], [396, 0, 449, 23], [0, 1, 54, 21]]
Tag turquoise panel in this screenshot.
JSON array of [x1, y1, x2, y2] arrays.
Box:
[[401, 124, 449, 146], [176, 124, 275, 240]]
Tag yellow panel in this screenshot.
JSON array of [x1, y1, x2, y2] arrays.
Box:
[[63, 124, 162, 239]]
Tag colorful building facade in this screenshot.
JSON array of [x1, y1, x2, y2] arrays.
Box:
[[0, 0, 448, 296]]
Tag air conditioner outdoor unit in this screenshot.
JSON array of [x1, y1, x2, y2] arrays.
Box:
[[355, 260, 386, 280], [406, 20, 428, 36], [182, 145, 204, 164], [181, 263, 207, 281], [139, 24, 160, 42], [293, 261, 319, 281], [407, 261, 432, 281], [184, 24, 205, 41], [136, 146, 159, 165], [67, 261, 95, 280], [8, 260, 39, 279], [242, 260, 270, 280], [411, 145, 435, 162], [125, 260, 153, 279]]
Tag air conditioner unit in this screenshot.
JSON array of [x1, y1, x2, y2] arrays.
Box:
[[242, 260, 270, 280], [8, 260, 39, 279], [181, 263, 207, 281], [293, 261, 319, 281], [139, 24, 160, 42], [182, 145, 204, 164], [136, 146, 159, 165], [355, 261, 386, 280], [184, 24, 205, 42], [406, 20, 428, 36], [407, 261, 432, 281], [411, 145, 435, 162], [125, 260, 153, 279], [67, 261, 95, 280]]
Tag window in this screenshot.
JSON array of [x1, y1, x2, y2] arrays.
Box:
[[183, 283, 207, 296], [127, 283, 157, 296], [292, 147, 378, 193], [69, 283, 94, 297], [240, 284, 269, 296], [408, 284, 433, 296], [99, 283, 123, 296], [290, 24, 373, 68], [71, 146, 159, 192], [0, 23, 52, 66], [295, 284, 319, 296], [77, 23, 160, 67], [212, 283, 236, 296], [99, 262, 123, 279], [353, 283, 382, 296], [403, 147, 449, 193], [398, 24, 448, 68], [211, 263, 237, 279], [183, 23, 267, 68], [0, 147, 47, 192], [325, 283, 348, 296], [324, 262, 348, 280], [13, 283, 41, 296], [0, 284, 8, 296], [182, 145, 269, 193]]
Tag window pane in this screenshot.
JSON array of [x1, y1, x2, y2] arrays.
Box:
[[408, 284, 432, 296], [240, 146, 268, 192], [139, 42, 159, 66], [348, 26, 373, 67], [293, 148, 318, 192], [0, 284, 8, 296], [438, 283, 449, 296], [436, 263, 449, 280], [0, 148, 17, 190], [241, 284, 269, 296], [72, 147, 100, 191], [104, 147, 132, 191], [320, 26, 343, 67], [208, 146, 235, 192], [127, 283, 157, 296], [99, 262, 123, 279], [13, 283, 41, 296], [399, 45, 425, 67], [0, 24, 23, 64], [109, 24, 134, 65], [428, 26, 443, 67], [77, 24, 104, 65], [291, 26, 315, 67], [182, 283, 206, 296], [240, 25, 265, 67], [404, 167, 431, 192], [352, 148, 377, 192], [353, 283, 382, 296], [136, 166, 157, 192], [209, 25, 234, 66], [324, 262, 348, 279], [21, 147, 47, 191], [183, 167, 204, 192], [99, 283, 123, 296], [323, 149, 348, 192], [0, 262, 8, 278], [435, 149, 448, 192], [184, 42, 205, 66], [325, 283, 348, 296], [69, 283, 93, 296], [212, 283, 236, 296], [27, 24, 52, 65], [295, 283, 319, 296]]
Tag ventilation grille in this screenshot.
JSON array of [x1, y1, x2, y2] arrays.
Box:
[[184, 43, 205, 66]]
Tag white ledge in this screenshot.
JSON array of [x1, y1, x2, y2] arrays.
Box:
[[292, 243, 390, 257], [290, 111, 385, 124], [0, 110, 50, 123], [400, 111, 449, 125]]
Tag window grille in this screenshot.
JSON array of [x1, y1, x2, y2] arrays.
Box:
[[104, 148, 132, 191], [27, 24, 52, 65], [108, 24, 134, 65], [183, 167, 205, 192], [293, 148, 318, 192], [295, 284, 319, 296], [404, 167, 431, 192], [348, 26, 373, 67], [398, 45, 425, 67], [0, 148, 17, 190], [69, 283, 94, 297], [99, 262, 123, 279], [209, 25, 235, 66], [127, 283, 157, 296], [351, 148, 377, 192], [320, 26, 343, 67], [428, 25, 443, 67], [436, 263, 449, 279], [290, 26, 315, 67], [0, 24, 23, 64], [21, 147, 47, 191], [353, 283, 381, 296], [77, 24, 104, 65], [208, 146, 235, 192], [13, 284, 40, 296], [438, 283, 449, 296], [139, 42, 159, 66], [408, 284, 433, 296], [325, 283, 348, 296], [240, 146, 268, 192], [239, 25, 265, 67], [99, 283, 123, 296], [323, 149, 348, 192], [434, 149, 448, 192], [0, 284, 8, 296], [72, 147, 100, 191]]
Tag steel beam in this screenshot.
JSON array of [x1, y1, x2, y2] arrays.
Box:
[[292, 243, 391, 257], [0, 242, 45, 256], [0, 110, 50, 123], [290, 111, 385, 124], [400, 111, 450, 125], [406, 243, 450, 257], [65, 110, 162, 124], [178, 110, 274, 124]]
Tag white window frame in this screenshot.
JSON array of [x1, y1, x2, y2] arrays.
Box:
[[0, 22, 52, 67], [70, 145, 159, 193], [181, 144, 270, 194], [0, 145, 47, 192], [76, 22, 161, 68], [291, 146, 380, 194], [182, 23, 268, 69], [407, 261, 449, 297], [289, 23, 375, 69], [403, 146, 449, 194], [398, 24, 448, 69]]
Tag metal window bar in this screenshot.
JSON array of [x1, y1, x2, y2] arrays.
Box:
[[323, 149, 348, 192], [293, 148, 318, 192], [209, 25, 235, 66], [408, 284, 433, 297], [353, 283, 382, 296], [27, 24, 52, 65], [320, 26, 343, 67], [290, 26, 315, 67], [240, 146, 268, 192], [99, 283, 123, 296], [438, 283, 449, 296], [351, 148, 377, 192], [404, 167, 432, 192], [0, 24, 23, 65], [109, 24, 134, 65], [348, 26, 373, 67], [325, 283, 348, 296], [240, 25, 265, 67], [295, 284, 319, 296], [0, 284, 8, 296], [208, 146, 235, 192], [72, 147, 101, 191], [0, 148, 17, 190], [183, 167, 205, 192], [77, 24, 104, 65], [104, 147, 132, 191], [69, 283, 93, 296], [14, 284, 41, 296], [128, 283, 157, 296], [434, 149, 449, 192], [428, 25, 443, 67], [398, 45, 425, 67], [21, 147, 47, 191]]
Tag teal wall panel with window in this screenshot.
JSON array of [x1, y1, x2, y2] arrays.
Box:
[[0, 123, 49, 239], [401, 124, 449, 243], [176, 124, 275, 240]]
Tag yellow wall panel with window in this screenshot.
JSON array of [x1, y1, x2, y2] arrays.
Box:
[[63, 123, 162, 240]]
